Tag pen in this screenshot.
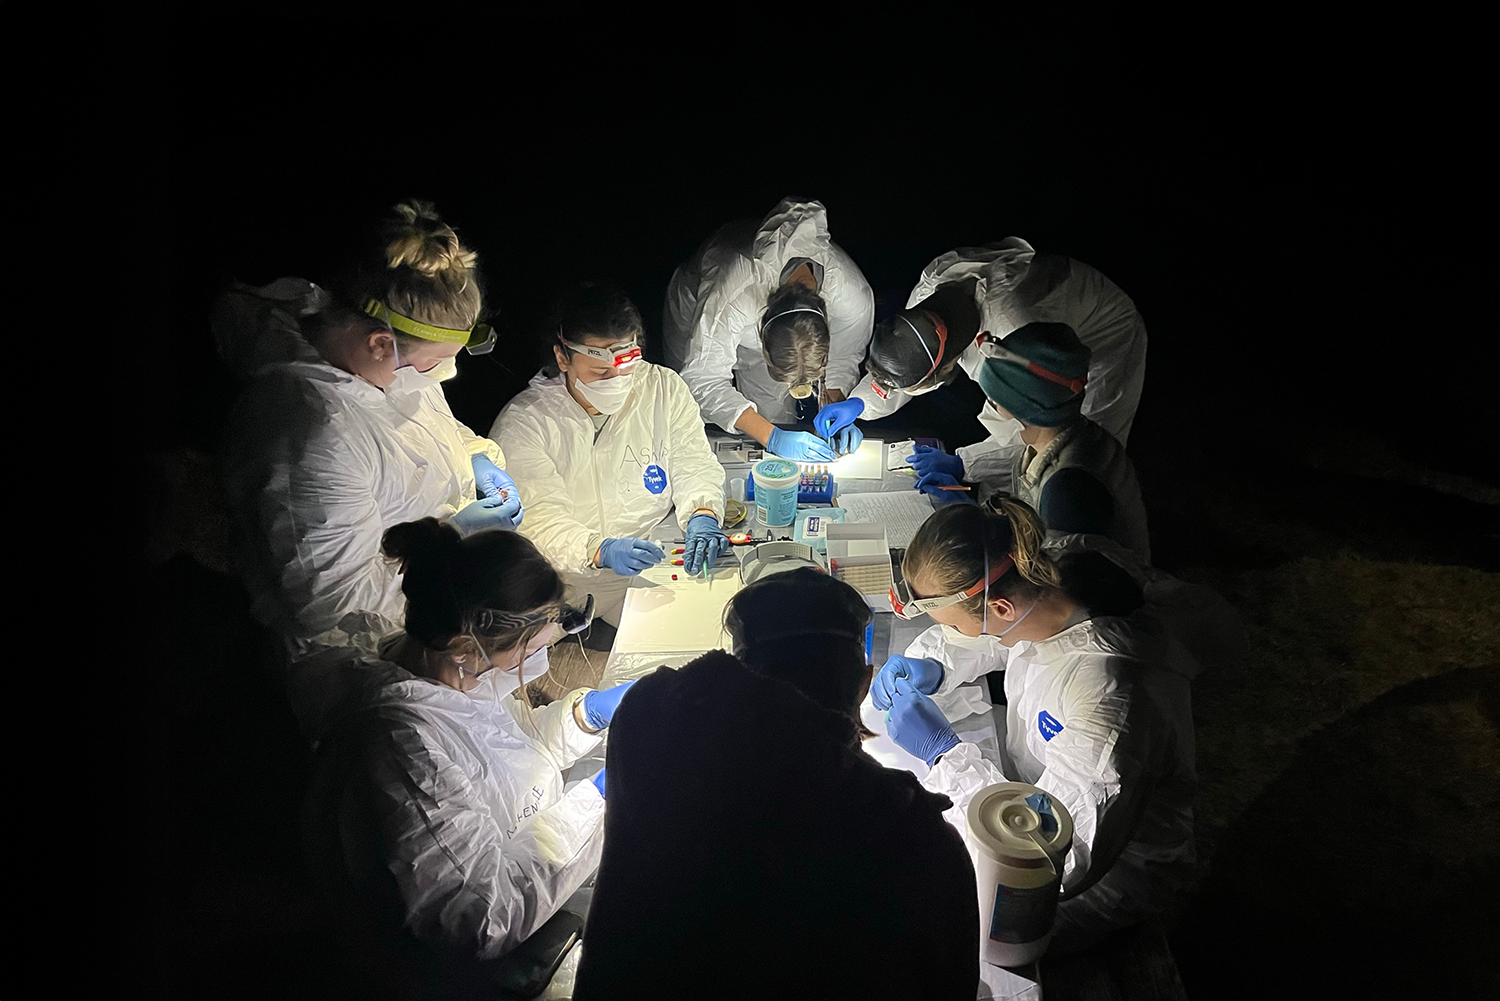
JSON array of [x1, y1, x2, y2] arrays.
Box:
[[703, 558, 710, 590], [935, 485, 972, 492]]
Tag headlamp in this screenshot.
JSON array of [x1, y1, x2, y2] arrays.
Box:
[[559, 334, 642, 371], [363, 299, 498, 355]]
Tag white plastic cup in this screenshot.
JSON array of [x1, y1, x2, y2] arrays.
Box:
[[751, 458, 800, 527], [729, 477, 746, 503], [967, 782, 1075, 967]]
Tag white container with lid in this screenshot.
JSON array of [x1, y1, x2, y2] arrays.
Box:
[[966, 782, 1075, 967]]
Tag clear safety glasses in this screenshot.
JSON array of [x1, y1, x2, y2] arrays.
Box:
[[976, 335, 1087, 394], [475, 593, 595, 640], [559, 335, 642, 371], [888, 555, 1014, 620]]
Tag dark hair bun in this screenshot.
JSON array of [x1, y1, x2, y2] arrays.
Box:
[[381, 517, 462, 571]]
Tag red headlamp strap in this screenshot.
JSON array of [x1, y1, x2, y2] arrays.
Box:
[[976, 332, 1088, 395], [898, 310, 950, 386]]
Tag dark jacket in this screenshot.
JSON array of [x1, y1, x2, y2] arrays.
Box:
[[574, 651, 979, 1000]]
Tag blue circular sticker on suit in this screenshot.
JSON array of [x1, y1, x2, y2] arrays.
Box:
[[643, 464, 667, 494]]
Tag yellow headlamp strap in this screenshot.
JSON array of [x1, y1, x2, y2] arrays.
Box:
[[362, 298, 472, 345]]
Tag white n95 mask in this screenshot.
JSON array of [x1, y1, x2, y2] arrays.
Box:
[[419, 356, 459, 382], [575, 372, 634, 414], [469, 644, 551, 702]]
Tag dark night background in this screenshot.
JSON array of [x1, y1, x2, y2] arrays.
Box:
[[133, 9, 1497, 999]]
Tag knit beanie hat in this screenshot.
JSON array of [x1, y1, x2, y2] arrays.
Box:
[[976, 321, 1091, 427]]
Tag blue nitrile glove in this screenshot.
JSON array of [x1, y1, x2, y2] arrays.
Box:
[[915, 471, 976, 506], [885, 678, 962, 767], [684, 514, 730, 575], [768, 427, 836, 462], [871, 655, 946, 711], [907, 444, 964, 480], [471, 456, 524, 527], [450, 494, 521, 535], [581, 679, 637, 731], [830, 424, 864, 457], [598, 537, 666, 576], [591, 767, 607, 798], [814, 398, 865, 439]]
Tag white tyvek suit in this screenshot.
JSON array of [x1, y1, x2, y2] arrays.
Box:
[[850, 239, 1147, 491], [491, 362, 725, 624], [663, 199, 875, 431], [216, 278, 506, 656], [302, 644, 605, 962], [910, 617, 1196, 951]]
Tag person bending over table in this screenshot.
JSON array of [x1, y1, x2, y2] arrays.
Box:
[[299, 518, 636, 992], [877, 497, 1196, 956], [814, 237, 1147, 494], [575, 568, 979, 1000], [916, 320, 1152, 562], [663, 197, 874, 462]]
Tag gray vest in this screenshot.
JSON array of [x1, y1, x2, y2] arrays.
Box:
[[1013, 418, 1151, 561]]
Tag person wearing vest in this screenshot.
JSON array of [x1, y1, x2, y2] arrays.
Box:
[[915, 321, 1151, 561]]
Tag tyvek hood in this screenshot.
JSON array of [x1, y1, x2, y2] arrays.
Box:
[[213, 277, 328, 379], [750, 198, 833, 273]]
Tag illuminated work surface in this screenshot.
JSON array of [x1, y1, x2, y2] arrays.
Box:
[[559, 437, 1037, 998]]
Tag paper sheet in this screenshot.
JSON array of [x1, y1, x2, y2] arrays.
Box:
[[611, 559, 742, 655], [835, 490, 936, 548]]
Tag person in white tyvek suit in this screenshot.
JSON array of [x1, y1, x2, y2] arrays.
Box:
[[662, 198, 874, 462], [813, 238, 1148, 495], [876, 498, 1196, 956], [300, 518, 637, 991], [493, 284, 728, 628], [218, 200, 523, 658]]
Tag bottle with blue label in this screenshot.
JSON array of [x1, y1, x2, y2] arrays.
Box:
[[751, 458, 800, 527]]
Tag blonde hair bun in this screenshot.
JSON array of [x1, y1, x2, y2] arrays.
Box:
[[383, 199, 479, 278]]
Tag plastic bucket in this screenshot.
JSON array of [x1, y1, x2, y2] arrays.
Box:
[[752, 458, 800, 527], [966, 782, 1075, 967]]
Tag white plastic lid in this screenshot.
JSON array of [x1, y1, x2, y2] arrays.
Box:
[[967, 782, 1074, 867], [752, 458, 801, 486]]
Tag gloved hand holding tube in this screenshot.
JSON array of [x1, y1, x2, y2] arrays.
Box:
[[597, 537, 665, 576], [684, 514, 729, 575], [885, 678, 961, 767], [871, 655, 945, 710], [470, 456, 525, 527], [830, 424, 864, 456], [814, 398, 864, 438], [768, 426, 836, 463], [450, 494, 522, 535], [579, 679, 637, 732]]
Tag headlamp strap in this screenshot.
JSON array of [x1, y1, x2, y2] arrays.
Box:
[[363, 298, 472, 345], [897, 309, 950, 386], [979, 332, 1088, 395], [761, 305, 825, 329], [558, 331, 642, 369]]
